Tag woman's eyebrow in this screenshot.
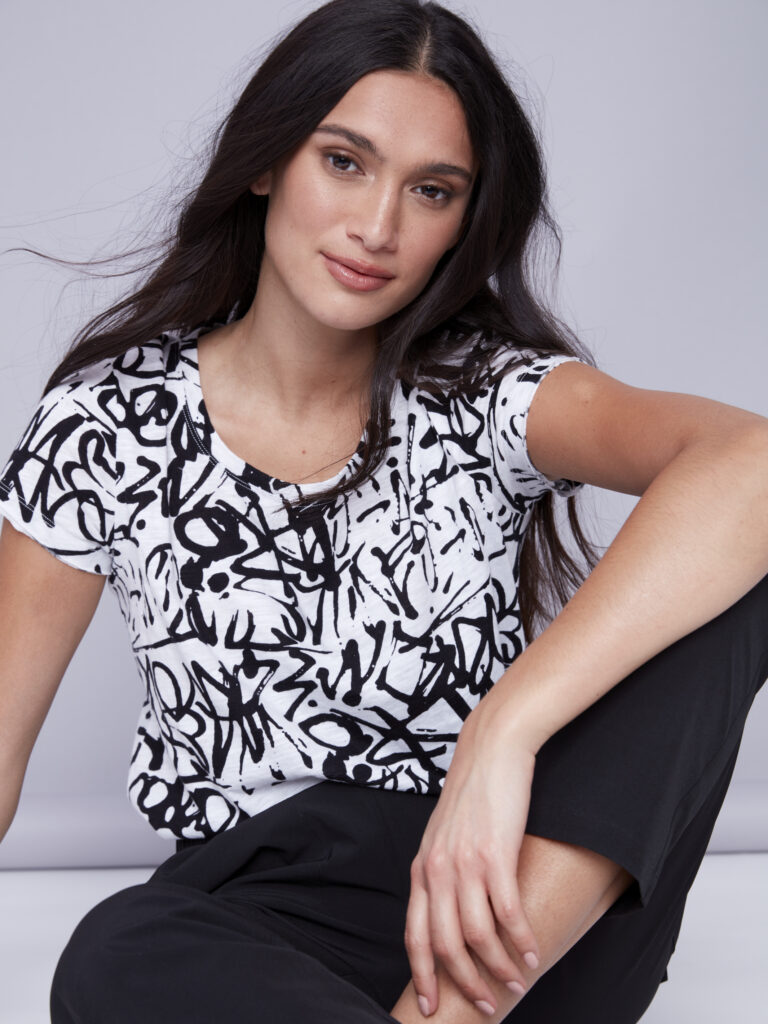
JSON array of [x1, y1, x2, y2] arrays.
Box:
[[314, 122, 474, 184]]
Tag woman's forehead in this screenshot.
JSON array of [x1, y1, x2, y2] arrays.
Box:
[[318, 70, 476, 174]]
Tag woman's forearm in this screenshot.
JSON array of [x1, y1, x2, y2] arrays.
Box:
[[474, 424, 768, 752]]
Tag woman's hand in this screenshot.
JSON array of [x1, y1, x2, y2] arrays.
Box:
[[404, 704, 541, 1017]]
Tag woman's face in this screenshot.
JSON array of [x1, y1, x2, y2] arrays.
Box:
[[250, 69, 477, 334]]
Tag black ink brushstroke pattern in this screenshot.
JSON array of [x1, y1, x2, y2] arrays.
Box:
[[0, 320, 583, 839]]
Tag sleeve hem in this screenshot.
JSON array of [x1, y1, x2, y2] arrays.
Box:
[[0, 479, 55, 527], [518, 356, 585, 497], [0, 504, 113, 576]]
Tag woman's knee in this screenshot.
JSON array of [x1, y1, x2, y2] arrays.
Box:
[[50, 883, 158, 1020]]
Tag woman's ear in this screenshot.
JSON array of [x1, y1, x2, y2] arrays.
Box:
[[249, 171, 272, 196]]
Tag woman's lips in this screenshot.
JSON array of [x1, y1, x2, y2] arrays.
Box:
[[321, 253, 394, 292]]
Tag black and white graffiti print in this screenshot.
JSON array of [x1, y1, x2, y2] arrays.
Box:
[[0, 319, 584, 840]]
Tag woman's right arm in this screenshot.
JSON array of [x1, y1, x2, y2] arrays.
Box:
[[0, 518, 106, 845]]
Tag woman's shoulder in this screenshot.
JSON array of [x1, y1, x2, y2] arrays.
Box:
[[413, 337, 588, 500], [45, 331, 187, 432], [32, 314, 227, 452], [57, 333, 178, 393], [420, 336, 586, 401], [483, 343, 585, 378]]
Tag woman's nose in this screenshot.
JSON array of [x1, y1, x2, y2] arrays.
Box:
[[347, 182, 399, 251]]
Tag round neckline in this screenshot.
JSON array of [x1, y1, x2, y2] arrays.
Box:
[[177, 322, 372, 507]]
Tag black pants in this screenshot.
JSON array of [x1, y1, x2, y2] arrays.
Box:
[[50, 573, 768, 1024]]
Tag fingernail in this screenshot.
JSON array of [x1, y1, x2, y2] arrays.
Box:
[[523, 951, 539, 970], [506, 980, 526, 996], [417, 994, 431, 1017], [474, 1000, 496, 1016]]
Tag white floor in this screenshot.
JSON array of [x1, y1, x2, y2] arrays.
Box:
[[1, 853, 766, 1023]]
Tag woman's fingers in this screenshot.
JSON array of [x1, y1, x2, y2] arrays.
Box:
[[407, 853, 498, 1017], [456, 873, 531, 997], [426, 872, 501, 1016], [409, 849, 530, 1017], [485, 855, 540, 971], [404, 863, 439, 1015]]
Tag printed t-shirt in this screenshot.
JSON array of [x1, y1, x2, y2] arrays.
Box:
[[0, 318, 584, 839]]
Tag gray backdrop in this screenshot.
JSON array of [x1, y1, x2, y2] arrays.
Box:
[[0, 0, 765, 869]]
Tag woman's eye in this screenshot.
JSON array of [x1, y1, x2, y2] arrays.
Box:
[[417, 184, 452, 204], [327, 152, 358, 173]]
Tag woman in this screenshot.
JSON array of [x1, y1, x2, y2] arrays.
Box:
[[0, 0, 766, 1021]]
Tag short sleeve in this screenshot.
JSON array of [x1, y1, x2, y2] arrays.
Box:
[[489, 350, 586, 501], [0, 371, 119, 575]]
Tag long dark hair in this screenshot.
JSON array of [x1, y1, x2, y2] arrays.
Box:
[[25, 0, 599, 640]]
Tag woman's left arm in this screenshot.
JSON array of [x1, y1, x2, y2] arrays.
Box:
[[488, 360, 768, 748], [404, 361, 768, 1016]]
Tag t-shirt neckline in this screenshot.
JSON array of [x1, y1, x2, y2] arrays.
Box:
[[177, 322, 371, 507]]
